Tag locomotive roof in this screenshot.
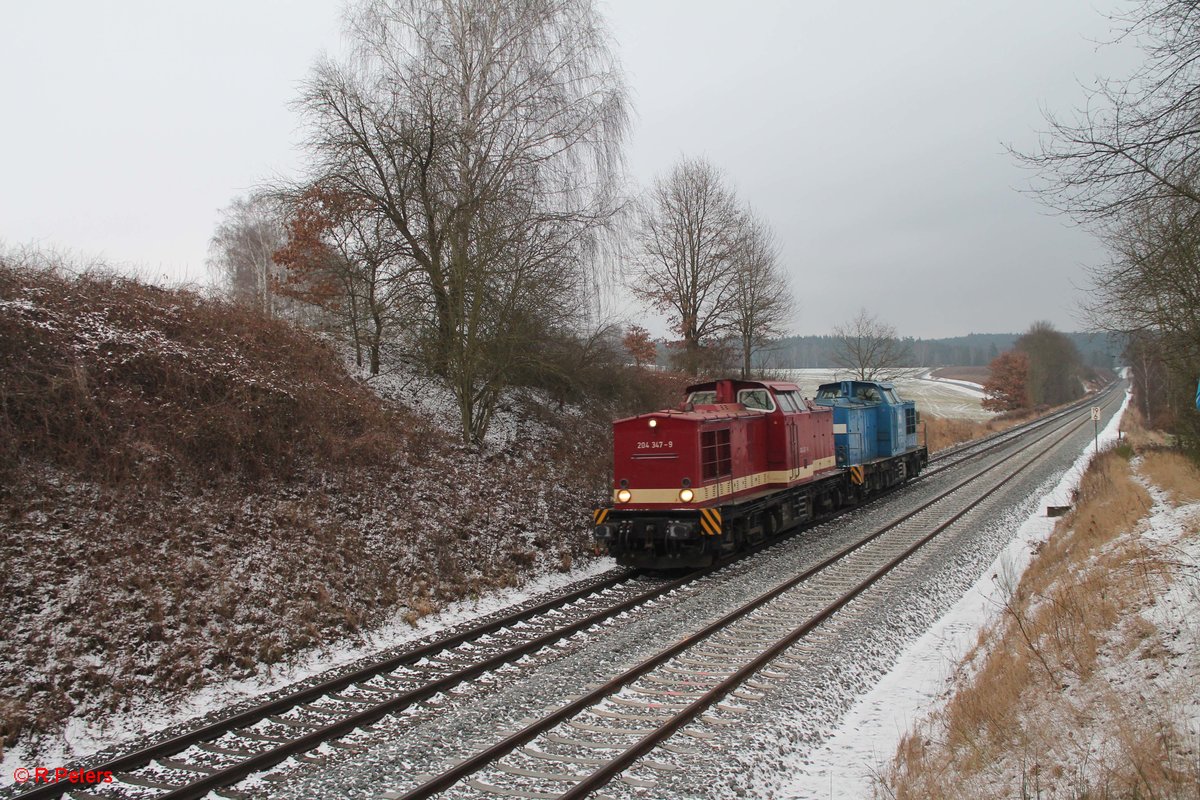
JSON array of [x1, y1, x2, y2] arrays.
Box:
[[684, 378, 802, 394], [613, 404, 750, 426], [815, 379, 896, 387]]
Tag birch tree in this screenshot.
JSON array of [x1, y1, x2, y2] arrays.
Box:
[[207, 195, 287, 316], [295, 0, 629, 442]]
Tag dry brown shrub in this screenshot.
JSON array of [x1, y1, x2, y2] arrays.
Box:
[[878, 448, 1200, 799], [1118, 401, 1172, 451], [922, 413, 1027, 453], [0, 260, 617, 757], [923, 415, 991, 452], [0, 261, 403, 486]]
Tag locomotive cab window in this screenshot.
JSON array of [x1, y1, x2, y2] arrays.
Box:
[[816, 386, 842, 399], [737, 388, 776, 412], [885, 388, 901, 404], [777, 391, 802, 413], [856, 385, 881, 403], [688, 390, 717, 405]]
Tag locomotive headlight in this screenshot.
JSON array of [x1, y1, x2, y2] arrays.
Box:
[[648, 418, 658, 428], [616, 489, 632, 503], [678, 488, 694, 503]]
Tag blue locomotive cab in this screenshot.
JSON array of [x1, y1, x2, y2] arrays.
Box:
[[812, 380, 919, 465]]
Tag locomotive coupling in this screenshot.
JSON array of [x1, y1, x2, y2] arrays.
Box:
[[666, 522, 697, 540]]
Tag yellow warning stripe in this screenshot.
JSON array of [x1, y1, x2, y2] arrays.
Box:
[[593, 508, 610, 525], [699, 507, 722, 536], [850, 465, 865, 485]]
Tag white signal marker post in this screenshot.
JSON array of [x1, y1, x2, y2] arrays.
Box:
[[1091, 406, 1101, 452]]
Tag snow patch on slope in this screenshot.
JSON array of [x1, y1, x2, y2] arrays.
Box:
[[777, 390, 1132, 798]]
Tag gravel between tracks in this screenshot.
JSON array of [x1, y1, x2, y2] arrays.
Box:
[[258, 396, 1122, 800]]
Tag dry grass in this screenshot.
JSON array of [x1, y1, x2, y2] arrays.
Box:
[[0, 262, 394, 485], [923, 413, 1031, 453], [877, 435, 1200, 800], [0, 261, 635, 761], [1141, 450, 1200, 504]]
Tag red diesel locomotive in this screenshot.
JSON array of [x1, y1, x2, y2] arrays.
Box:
[[592, 377, 926, 569]]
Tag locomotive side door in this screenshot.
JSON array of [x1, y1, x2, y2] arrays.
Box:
[[790, 422, 801, 480]]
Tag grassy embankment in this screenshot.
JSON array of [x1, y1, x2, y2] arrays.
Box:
[[922, 412, 1034, 454], [0, 263, 684, 760], [877, 409, 1200, 798]]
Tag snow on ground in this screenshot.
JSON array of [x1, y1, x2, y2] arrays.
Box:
[[916, 369, 987, 396], [1121, 476, 1200, 748], [0, 557, 615, 782], [352, 358, 571, 449], [773, 390, 1132, 799], [773, 368, 994, 422]]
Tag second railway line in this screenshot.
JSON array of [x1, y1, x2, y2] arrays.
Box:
[[9, 385, 1125, 800], [264, 385, 1126, 799]]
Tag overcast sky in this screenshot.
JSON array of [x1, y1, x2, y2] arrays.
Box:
[[1, 1, 1142, 338]]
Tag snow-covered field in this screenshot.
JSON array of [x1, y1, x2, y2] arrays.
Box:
[[773, 368, 993, 421]]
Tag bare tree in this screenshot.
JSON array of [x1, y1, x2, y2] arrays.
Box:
[[1014, 321, 1084, 406], [832, 309, 910, 381], [273, 184, 420, 375], [295, 0, 629, 442], [1017, 0, 1200, 443], [1017, 1, 1200, 222], [729, 210, 793, 378], [1088, 194, 1200, 362], [634, 157, 745, 375], [207, 194, 287, 315]]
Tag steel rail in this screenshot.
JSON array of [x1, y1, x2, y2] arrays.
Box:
[[392, 387, 1119, 800], [558, 394, 1110, 799], [11, 570, 636, 800], [18, 384, 1122, 800]]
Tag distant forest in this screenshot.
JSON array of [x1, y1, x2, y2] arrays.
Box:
[[757, 332, 1124, 370]]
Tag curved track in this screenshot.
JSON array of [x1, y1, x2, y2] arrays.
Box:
[[11, 385, 1120, 800], [383, 385, 1123, 799]]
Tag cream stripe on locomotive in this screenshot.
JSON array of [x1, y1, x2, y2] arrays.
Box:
[[613, 456, 839, 505]]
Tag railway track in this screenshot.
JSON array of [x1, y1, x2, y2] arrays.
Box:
[[13, 385, 1122, 800], [378, 385, 1124, 800], [925, 382, 1118, 471], [10, 570, 671, 800]]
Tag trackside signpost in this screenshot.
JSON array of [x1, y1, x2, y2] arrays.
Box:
[[1091, 406, 1101, 452]]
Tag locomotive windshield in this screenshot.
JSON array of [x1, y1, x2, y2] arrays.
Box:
[[737, 388, 776, 412], [687, 390, 717, 405]]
